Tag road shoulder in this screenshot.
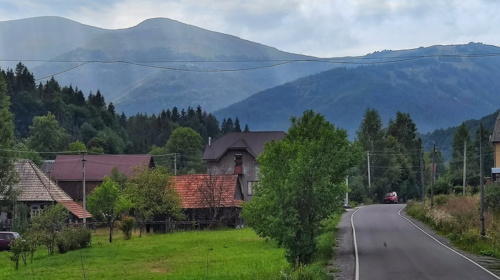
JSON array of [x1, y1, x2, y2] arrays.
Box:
[[326, 208, 356, 280]]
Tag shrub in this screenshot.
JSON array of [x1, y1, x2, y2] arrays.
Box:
[[9, 238, 27, 270], [433, 194, 449, 206], [56, 226, 91, 254], [485, 184, 500, 212], [118, 215, 136, 240]]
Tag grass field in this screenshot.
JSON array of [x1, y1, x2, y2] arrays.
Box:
[[0, 228, 289, 280]]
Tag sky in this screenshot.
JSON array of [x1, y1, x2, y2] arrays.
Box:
[[1, 0, 499, 58]]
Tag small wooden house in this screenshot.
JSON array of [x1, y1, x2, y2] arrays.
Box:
[[50, 154, 154, 201], [172, 174, 243, 227], [0, 160, 91, 228]]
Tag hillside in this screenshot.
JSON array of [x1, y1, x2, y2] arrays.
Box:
[[215, 43, 500, 138], [420, 109, 499, 161], [0, 16, 335, 114]]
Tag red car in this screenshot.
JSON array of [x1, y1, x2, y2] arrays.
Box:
[[0, 232, 20, 251], [383, 192, 398, 204]]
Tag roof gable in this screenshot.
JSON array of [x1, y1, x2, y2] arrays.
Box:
[[51, 154, 154, 181], [172, 174, 242, 209], [203, 131, 286, 161], [13, 160, 91, 219]]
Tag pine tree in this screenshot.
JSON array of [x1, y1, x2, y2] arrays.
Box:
[[234, 117, 242, 132], [0, 74, 18, 197]]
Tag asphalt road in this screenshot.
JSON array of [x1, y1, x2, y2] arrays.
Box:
[[351, 204, 500, 280]]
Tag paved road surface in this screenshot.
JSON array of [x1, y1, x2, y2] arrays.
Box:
[[351, 204, 499, 280]]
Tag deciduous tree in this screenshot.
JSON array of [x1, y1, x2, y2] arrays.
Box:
[[242, 110, 362, 266], [125, 166, 184, 237], [87, 177, 131, 243]]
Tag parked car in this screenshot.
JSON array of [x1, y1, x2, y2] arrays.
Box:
[[383, 192, 398, 204], [0, 231, 20, 251]]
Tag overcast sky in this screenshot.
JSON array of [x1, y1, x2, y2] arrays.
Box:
[[1, 0, 499, 58]]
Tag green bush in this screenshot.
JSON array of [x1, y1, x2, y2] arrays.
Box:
[[433, 194, 449, 206], [9, 238, 27, 270], [56, 226, 91, 254], [485, 184, 500, 212], [118, 215, 136, 240]]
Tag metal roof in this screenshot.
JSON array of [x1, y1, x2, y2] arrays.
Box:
[[51, 154, 154, 181]]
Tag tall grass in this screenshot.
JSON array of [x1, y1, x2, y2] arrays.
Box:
[[406, 195, 500, 258]]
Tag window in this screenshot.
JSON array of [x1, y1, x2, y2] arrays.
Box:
[[247, 181, 258, 195], [234, 154, 243, 174]]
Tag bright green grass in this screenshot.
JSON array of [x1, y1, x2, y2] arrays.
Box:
[[0, 228, 288, 280]]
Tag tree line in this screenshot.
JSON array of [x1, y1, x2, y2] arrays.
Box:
[[1, 63, 246, 170]]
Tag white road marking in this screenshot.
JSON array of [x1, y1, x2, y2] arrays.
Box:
[[398, 206, 500, 280], [351, 207, 362, 280]]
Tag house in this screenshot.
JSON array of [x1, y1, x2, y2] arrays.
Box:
[[0, 160, 91, 228], [50, 154, 154, 201], [172, 174, 243, 227], [492, 113, 500, 183], [202, 131, 286, 201]]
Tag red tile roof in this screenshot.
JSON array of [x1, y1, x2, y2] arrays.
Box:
[[13, 160, 91, 219], [172, 174, 243, 209], [51, 154, 153, 181]]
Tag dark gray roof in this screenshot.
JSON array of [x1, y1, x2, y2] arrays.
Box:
[[492, 113, 500, 143], [203, 131, 286, 161]]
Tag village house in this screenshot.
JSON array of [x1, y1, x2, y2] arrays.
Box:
[[172, 174, 243, 227], [0, 160, 91, 229], [202, 131, 286, 201], [491, 112, 500, 183], [49, 154, 154, 202]]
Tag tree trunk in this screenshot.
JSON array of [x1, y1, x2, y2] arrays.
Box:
[[109, 222, 114, 243]]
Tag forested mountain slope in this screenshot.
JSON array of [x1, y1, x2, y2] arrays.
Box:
[[215, 43, 500, 138]]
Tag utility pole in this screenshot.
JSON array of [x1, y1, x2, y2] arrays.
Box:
[[345, 176, 349, 206], [480, 122, 485, 237], [367, 151, 371, 190], [174, 153, 177, 176], [419, 138, 425, 201], [81, 151, 87, 226], [463, 139, 467, 196], [431, 142, 435, 208]]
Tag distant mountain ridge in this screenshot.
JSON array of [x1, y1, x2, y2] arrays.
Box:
[[0, 16, 335, 114], [215, 43, 500, 137], [1, 17, 500, 139]]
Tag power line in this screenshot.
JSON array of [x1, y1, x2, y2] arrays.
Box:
[[3, 51, 500, 81]]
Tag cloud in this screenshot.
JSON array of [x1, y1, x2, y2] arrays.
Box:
[[1, 0, 500, 57]]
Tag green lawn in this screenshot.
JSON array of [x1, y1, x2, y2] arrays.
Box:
[[0, 228, 289, 280]]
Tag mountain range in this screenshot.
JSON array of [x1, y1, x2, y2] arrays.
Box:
[[1, 16, 499, 138]]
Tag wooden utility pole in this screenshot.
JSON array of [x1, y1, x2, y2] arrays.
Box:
[[480, 123, 485, 237], [81, 151, 87, 226], [463, 140, 467, 196], [419, 138, 425, 201], [367, 151, 371, 190], [431, 142, 435, 208]]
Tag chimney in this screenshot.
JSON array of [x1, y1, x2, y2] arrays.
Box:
[[208, 137, 211, 146]]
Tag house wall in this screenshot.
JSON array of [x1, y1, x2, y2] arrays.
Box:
[[495, 142, 500, 168], [58, 181, 101, 201], [207, 149, 259, 201]]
